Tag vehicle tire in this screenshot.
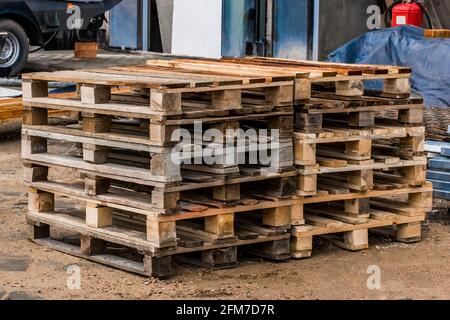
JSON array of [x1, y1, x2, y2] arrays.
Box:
[[0, 19, 29, 77]]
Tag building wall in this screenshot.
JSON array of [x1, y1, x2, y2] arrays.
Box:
[[171, 0, 222, 58], [156, 0, 173, 52], [315, 0, 380, 60]]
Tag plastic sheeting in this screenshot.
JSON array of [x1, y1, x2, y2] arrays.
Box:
[[328, 26, 450, 108]]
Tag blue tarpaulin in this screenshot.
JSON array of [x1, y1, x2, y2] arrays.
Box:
[[328, 26, 450, 108]]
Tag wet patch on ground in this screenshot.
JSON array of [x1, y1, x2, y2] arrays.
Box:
[[5, 291, 44, 300], [0, 255, 33, 272]]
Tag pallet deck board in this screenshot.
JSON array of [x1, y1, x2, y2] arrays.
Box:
[[225, 57, 412, 75], [298, 158, 427, 174], [32, 238, 147, 275], [23, 153, 180, 184], [23, 97, 159, 119], [294, 125, 423, 144], [23, 125, 164, 152], [299, 101, 423, 115], [23, 68, 294, 94]]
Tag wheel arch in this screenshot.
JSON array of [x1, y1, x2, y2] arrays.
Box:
[[0, 12, 43, 45]]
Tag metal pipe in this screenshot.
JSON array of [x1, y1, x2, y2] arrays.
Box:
[[312, 0, 320, 61], [0, 79, 75, 88], [142, 0, 149, 51], [265, 0, 273, 57]]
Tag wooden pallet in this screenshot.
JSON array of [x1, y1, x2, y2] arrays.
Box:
[[295, 95, 424, 132], [297, 159, 427, 195], [301, 183, 432, 224], [295, 125, 425, 162], [291, 183, 433, 258], [22, 122, 295, 184], [24, 159, 298, 212], [22, 89, 294, 146], [424, 29, 450, 38], [26, 184, 297, 277], [294, 124, 426, 196], [148, 58, 413, 101], [292, 214, 424, 258], [22, 64, 295, 119], [25, 182, 433, 277]]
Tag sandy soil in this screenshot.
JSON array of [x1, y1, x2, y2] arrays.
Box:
[[1, 135, 450, 300]]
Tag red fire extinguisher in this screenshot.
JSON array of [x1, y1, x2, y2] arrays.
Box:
[[392, 1, 423, 27], [385, 0, 432, 28]]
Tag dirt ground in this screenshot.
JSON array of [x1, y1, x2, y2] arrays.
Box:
[[1, 135, 450, 300]]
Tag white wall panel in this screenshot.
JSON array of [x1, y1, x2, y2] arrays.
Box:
[[171, 0, 222, 58]]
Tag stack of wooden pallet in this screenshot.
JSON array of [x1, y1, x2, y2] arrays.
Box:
[[22, 57, 433, 277], [148, 58, 432, 258], [271, 59, 433, 257], [425, 126, 450, 200], [22, 62, 300, 277]]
